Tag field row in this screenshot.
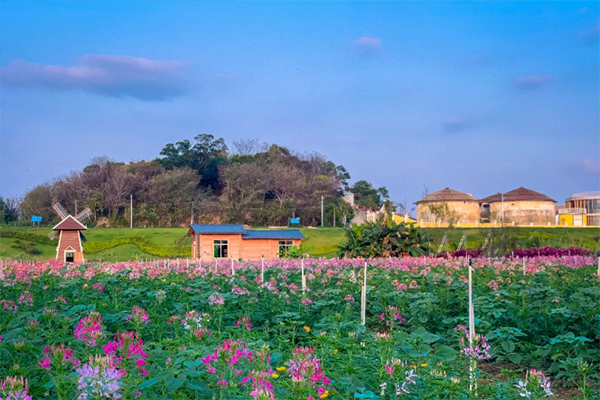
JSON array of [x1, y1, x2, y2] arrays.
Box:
[[0, 256, 598, 399]]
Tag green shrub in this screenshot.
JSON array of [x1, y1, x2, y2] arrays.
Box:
[[0, 230, 55, 245], [10, 242, 42, 255]]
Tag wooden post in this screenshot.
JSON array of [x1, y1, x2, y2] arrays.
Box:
[[523, 257, 526, 275], [231, 258, 235, 276], [361, 261, 367, 325], [261, 256, 265, 283], [468, 256, 476, 392], [301, 257, 306, 291]]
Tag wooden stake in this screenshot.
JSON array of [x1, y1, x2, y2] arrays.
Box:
[[231, 258, 235, 276], [468, 256, 476, 392], [261, 256, 265, 283], [301, 258, 306, 291], [361, 261, 367, 325]]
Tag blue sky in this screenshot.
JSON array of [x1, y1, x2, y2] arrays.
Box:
[[1, 1, 598, 208]]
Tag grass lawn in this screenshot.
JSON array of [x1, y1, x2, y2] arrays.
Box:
[[0, 225, 597, 262]]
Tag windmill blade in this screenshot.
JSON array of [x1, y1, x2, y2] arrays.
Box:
[[49, 231, 60, 240], [52, 202, 68, 219], [75, 207, 92, 222]]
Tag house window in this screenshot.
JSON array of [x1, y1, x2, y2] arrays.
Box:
[[65, 252, 74, 263], [213, 240, 228, 258], [278, 240, 294, 256]]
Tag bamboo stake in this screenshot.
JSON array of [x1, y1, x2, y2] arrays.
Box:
[[361, 261, 367, 325], [301, 258, 306, 291], [468, 256, 476, 392]]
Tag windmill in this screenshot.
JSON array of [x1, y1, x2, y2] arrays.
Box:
[[50, 202, 92, 263]]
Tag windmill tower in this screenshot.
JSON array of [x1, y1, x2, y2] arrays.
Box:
[[50, 202, 92, 263]]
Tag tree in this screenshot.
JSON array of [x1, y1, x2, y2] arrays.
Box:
[[1, 197, 21, 223], [221, 162, 268, 223], [20, 184, 54, 223], [351, 180, 381, 210]]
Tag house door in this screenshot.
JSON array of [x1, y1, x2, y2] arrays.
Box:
[[573, 215, 583, 227]]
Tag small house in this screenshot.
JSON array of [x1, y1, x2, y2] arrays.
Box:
[[187, 224, 304, 260]]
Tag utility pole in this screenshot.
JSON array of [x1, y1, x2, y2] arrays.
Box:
[[191, 201, 194, 225], [321, 195, 324, 228], [130, 194, 133, 229], [75, 200, 78, 216], [501, 193, 504, 227]]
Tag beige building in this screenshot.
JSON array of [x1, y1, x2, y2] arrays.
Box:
[[416, 188, 480, 225], [480, 187, 555, 225]]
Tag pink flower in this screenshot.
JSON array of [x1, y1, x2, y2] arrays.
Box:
[[385, 364, 394, 376], [38, 358, 51, 370]]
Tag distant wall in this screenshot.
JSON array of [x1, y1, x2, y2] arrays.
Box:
[[489, 201, 555, 224], [417, 201, 480, 224]]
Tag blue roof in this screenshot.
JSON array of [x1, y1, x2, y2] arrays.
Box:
[[189, 224, 247, 234], [242, 230, 304, 240]]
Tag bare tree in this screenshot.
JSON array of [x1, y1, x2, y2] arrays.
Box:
[[231, 138, 265, 155]]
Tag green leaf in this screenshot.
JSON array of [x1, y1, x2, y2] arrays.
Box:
[[355, 390, 378, 398], [138, 377, 162, 389], [167, 375, 186, 393], [410, 327, 439, 343], [432, 345, 458, 362], [501, 340, 515, 353], [508, 353, 522, 364]]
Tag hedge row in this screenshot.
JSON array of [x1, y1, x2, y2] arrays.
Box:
[[83, 236, 190, 258], [0, 230, 56, 245]]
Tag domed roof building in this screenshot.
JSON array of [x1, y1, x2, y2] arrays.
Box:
[[479, 187, 556, 225], [416, 188, 480, 225]]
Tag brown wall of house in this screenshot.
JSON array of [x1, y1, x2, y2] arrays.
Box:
[[416, 201, 480, 224], [56, 230, 83, 262], [192, 234, 301, 260], [196, 234, 243, 260], [488, 201, 555, 224]]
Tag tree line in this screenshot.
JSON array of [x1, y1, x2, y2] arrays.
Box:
[[1, 136, 391, 227]]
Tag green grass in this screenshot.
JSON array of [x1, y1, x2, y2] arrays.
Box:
[[0, 225, 597, 262], [88, 244, 154, 262], [0, 237, 57, 260]]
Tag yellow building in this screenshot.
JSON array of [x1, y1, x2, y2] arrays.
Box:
[[416, 188, 480, 225], [558, 191, 599, 226], [479, 187, 555, 225]]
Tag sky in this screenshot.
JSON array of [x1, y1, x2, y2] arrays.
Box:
[[1, 1, 599, 210]]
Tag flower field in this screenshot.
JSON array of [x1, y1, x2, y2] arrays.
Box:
[[0, 256, 599, 400]]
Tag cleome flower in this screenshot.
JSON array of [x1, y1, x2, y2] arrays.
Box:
[[0, 376, 32, 400], [74, 312, 104, 347], [75, 355, 124, 400]]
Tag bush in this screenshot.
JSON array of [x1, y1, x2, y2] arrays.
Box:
[[0, 229, 55, 245], [10, 242, 42, 255]]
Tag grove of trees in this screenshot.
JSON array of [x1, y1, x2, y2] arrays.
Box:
[[3, 136, 391, 227]]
